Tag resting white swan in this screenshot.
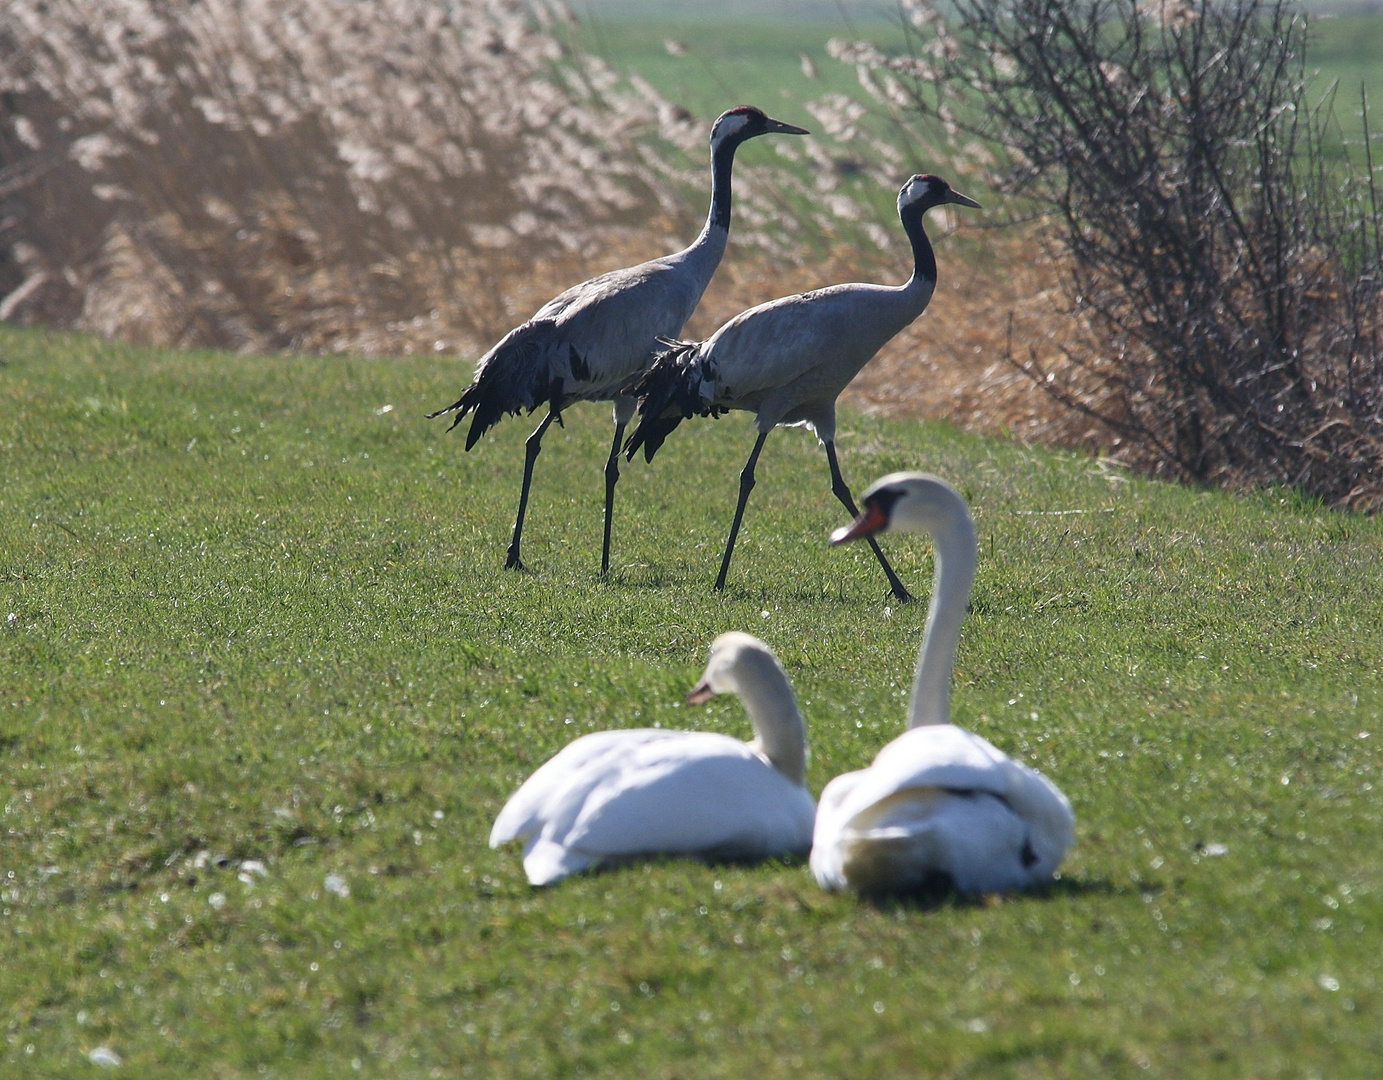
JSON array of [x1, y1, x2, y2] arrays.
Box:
[[490, 632, 816, 885], [810, 473, 1075, 895]]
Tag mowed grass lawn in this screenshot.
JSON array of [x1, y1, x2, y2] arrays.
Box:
[[2, 324, 1382, 1078]]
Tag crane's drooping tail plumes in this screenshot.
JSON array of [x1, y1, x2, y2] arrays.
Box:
[[426, 320, 587, 451], [622, 338, 721, 463]]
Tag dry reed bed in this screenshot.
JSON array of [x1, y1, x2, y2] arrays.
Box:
[[0, 0, 678, 353], [0, 1, 918, 350], [0, 0, 1094, 456]]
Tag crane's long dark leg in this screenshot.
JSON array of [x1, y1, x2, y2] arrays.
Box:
[[506, 406, 559, 571], [600, 419, 627, 578], [825, 441, 913, 603], [714, 431, 770, 593]]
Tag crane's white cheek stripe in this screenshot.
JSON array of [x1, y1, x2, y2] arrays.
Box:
[[712, 115, 752, 148]]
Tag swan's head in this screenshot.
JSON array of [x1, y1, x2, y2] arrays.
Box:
[[686, 632, 785, 703], [687, 632, 807, 785], [898, 174, 982, 216], [831, 472, 972, 543], [709, 106, 809, 154]]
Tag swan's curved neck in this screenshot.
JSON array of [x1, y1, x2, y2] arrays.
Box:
[[907, 501, 978, 729], [734, 652, 808, 785]]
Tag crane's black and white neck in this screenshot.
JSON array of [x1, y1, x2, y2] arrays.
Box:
[[896, 173, 982, 307], [676, 106, 809, 278]]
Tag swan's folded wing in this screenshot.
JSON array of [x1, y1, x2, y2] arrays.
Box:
[[490, 729, 679, 848], [815, 727, 1076, 889], [561, 733, 816, 860], [996, 756, 1076, 875], [838, 726, 1015, 817], [845, 790, 1030, 894]]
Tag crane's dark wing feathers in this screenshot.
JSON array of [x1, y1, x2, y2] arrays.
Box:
[[623, 339, 719, 463], [425, 321, 568, 450]]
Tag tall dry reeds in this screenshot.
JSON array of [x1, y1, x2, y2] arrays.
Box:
[[0, 0, 935, 359], [0, 1, 672, 354]]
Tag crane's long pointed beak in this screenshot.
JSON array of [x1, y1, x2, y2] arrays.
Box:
[[686, 680, 715, 705], [830, 501, 889, 545], [765, 118, 810, 136], [949, 190, 982, 209]]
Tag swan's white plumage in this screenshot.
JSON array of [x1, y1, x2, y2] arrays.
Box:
[[491, 634, 816, 886], [811, 724, 1073, 894], [811, 473, 1074, 895]]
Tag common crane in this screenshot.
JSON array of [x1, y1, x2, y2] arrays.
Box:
[[427, 107, 808, 574], [623, 173, 980, 599]]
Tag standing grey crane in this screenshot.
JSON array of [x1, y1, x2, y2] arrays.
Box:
[[427, 106, 809, 575], [623, 173, 980, 600]]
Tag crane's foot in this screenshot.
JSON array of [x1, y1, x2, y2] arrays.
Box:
[[889, 585, 914, 604], [504, 548, 530, 572]]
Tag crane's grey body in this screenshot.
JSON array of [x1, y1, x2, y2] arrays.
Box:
[[625, 174, 980, 599], [694, 278, 936, 438], [428, 107, 808, 574], [463, 226, 729, 423]]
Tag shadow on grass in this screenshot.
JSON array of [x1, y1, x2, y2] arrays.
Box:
[[603, 570, 909, 610], [859, 873, 1139, 914]]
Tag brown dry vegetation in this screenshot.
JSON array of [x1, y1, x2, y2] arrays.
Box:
[[0, 0, 731, 355], [0, 0, 1140, 464], [0, 1, 925, 354]]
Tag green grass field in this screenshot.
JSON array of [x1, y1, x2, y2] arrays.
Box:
[[573, 15, 905, 127], [3, 324, 1381, 1077], [574, 9, 1383, 163]]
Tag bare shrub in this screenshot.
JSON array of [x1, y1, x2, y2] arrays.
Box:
[[839, 0, 1383, 508]]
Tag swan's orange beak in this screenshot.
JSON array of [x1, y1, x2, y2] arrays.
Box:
[[686, 680, 715, 705], [830, 501, 888, 545]]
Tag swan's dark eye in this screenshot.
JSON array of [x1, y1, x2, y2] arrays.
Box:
[[867, 485, 906, 520]]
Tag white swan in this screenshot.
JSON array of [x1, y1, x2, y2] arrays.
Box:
[[810, 473, 1075, 895], [491, 632, 816, 885]]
